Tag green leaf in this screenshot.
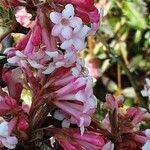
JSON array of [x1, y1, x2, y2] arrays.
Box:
[[122, 1, 147, 29]]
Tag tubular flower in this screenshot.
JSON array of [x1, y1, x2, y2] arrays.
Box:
[[54, 128, 105, 150], [5, 17, 80, 74], [102, 94, 146, 133], [28, 63, 97, 134]]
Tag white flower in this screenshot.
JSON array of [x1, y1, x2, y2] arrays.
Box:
[[50, 4, 82, 39], [60, 25, 90, 51]]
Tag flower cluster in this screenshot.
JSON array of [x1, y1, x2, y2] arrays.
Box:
[[93, 94, 149, 150], [0, 68, 29, 149], [0, 0, 101, 149], [1, 0, 149, 150]]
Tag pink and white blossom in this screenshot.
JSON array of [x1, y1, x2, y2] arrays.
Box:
[[43, 65, 97, 134], [50, 4, 91, 51], [50, 4, 82, 39]]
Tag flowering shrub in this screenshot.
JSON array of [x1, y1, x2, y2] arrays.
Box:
[[0, 0, 149, 150]]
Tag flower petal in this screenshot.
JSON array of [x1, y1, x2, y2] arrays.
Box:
[[52, 24, 62, 36], [73, 38, 86, 51], [62, 4, 75, 18], [28, 60, 44, 69], [0, 121, 9, 137], [61, 26, 72, 39], [60, 40, 73, 49], [70, 17, 82, 32], [42, 64, 55, 74], [50, 12, 62, 24]]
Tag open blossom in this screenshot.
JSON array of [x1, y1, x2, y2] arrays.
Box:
[[50, 4, 82, 39], [50, 4, 90, 51], [60, 25, 90, 51], [0, 118, 18, 149], [53, 128, 105, 150], [24, 61, 96, 134], [141, 78, 150, 97]]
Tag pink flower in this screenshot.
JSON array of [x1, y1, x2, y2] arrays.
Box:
[[0, 96, 29, 132], [102, 94, 146, 138], [141, 78, 150, 97], [24, 62, 96, 134], [5, 16, 79, 74], [0, 69, 29, 133], [105, 94, 124, 112], [54, 128, 105, 150], [126, 107, 146, 125], [50, 4, 82, 38], [43, 65, 97, 134], [50, 4, 90, 51], [2, 68, 23, 101]]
